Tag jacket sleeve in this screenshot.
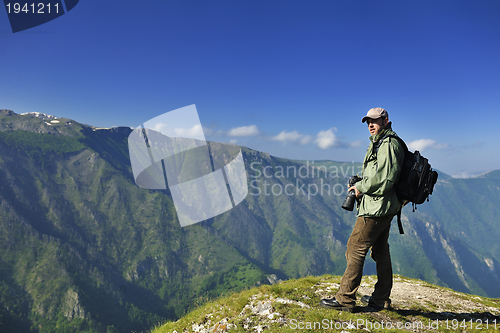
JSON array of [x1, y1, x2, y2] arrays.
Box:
[[355, 138, 404, 196]]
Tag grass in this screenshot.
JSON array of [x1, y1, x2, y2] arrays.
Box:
[[149, 274, 500, 333]]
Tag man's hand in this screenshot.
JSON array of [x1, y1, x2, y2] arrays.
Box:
[[348, 185, 362, 198]]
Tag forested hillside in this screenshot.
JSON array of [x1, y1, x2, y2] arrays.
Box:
[[1, 110, 499, 332]]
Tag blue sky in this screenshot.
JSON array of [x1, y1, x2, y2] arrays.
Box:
[[1, 0, 499, 177]]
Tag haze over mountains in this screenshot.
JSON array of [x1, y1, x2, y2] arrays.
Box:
[[0, 109, 499, 333]]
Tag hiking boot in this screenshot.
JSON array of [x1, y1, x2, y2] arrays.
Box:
[[360, 295, 390, 311], [319, 298, 355, 312]]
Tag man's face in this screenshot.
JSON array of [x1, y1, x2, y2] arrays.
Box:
[[366, 117, 388, 136]]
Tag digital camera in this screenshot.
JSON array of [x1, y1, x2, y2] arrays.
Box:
[[341, 175, 363, 211]]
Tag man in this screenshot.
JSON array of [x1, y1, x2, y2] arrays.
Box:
[[320, 107, 404, 312]]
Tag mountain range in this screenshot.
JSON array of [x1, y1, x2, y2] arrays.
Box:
[[0, 109, 499, 333]]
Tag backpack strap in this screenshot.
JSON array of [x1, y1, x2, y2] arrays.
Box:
[[377, 134, 408, 152], [366, 134, 406, 162], [396, 209, 404, 234], [375, 134, 407, 235]]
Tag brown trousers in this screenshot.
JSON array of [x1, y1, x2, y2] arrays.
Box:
[[335, 215, 394, 308]]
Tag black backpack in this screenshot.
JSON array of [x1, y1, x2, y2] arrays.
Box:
[[375, 135, 439, 234]]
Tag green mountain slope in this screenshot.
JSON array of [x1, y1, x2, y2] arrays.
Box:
[[0, 110, 499, 332], [0, 112, 267, 332]]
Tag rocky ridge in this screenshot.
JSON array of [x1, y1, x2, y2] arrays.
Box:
[[152, 275, 500, 333]]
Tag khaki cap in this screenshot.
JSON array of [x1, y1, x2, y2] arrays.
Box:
[[362, 107, 388, 123]]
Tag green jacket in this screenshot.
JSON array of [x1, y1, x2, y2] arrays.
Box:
[[355, 126, 405, 217]]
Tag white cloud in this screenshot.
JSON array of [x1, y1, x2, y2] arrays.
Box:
[[272, 130, 302, 142], [349, 140, 364, 148], [408, 139, 435, 151], [153, 122, 168, 133], [201, 126, 215, 135], [228, 125, 260, 137], [150, 122, 210, 138], [433, 143, 450, 150], [173, 124, 204, 137], [270, 127, 340, 149], [408, 139, 449, 152], [272, 130, 312, 145], [300, 135, 313, 145], [315, 128, 337, 149]]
